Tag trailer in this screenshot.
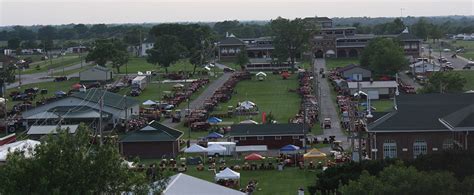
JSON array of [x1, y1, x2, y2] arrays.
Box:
[[131, 76, 148, 90], [207, 142, 236, 156]]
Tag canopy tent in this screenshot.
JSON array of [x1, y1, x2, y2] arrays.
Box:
[[236, 145, 268, 152], [215, 168, 240, 181], [160, 173, 245, 195], [184, 144, 208, 153], [280, 144, 300, 152], [142, 100, 157, 106], [72, 83, 82, 90], [0, 139, 40, 161], [239, 101, 256, 109], [55, 91, 67, 97], [256, 72, 267, 77], [239, 119, 258, 124], [303, 148, 327, 160], [207, 144, 226, 154], [173, 83, 184, 88], [206, 132, 224, 139], [207, 117, 223, 124], [244, 153, 265, 161], [204, 66, 211, 71]]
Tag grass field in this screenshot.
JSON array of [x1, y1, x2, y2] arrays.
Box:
[[448, 40, 474, 60], [140, 156, 320, 195], [21, 55, 82, 74], [370, 99, 394, 112], [211, 74, 300, 124], [325, 58, 359, 70]]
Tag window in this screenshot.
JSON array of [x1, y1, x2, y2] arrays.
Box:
[[239, 137, 246, 141], [275, 136, 282, 140], [413, 139, 427, 158], [443, 139, 454, 150], [383, 140, 397, 159], [292, 136, 300, 140], [257, 136, 264, 140]]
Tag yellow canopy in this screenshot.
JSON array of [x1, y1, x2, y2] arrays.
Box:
[[303, 148, 327, 159]]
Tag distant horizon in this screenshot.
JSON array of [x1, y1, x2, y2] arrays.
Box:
[[1, 0, 473, 26]]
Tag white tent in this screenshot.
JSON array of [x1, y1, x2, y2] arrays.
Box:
[[184, 144, 208, 153], [238, 101, 256, 110], [215, 168, 241, 181], [207, 144, 226, 155], [161, 173, 245, 195], [256, 72, 267, 77], [239, 119, 258, 124], [0, 139, 40, 161], [142, 100, 157, 106]]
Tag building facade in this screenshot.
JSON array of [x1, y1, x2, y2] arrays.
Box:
[[79, 65, 113, 82], [229, 124, 307, 149]]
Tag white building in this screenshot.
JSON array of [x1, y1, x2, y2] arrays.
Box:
[[348, 81, 398, 99]]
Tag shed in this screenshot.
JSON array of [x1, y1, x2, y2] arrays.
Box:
[[120, 121, 183, 158], [79, 65, 113, 82], [337, 64, 372, 81]]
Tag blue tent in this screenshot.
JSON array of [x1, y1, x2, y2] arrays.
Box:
[[280, 144, 300, 152], [207, 117, 222, 124], [206, 132, 224, 139], [55, 91, 67, 97]]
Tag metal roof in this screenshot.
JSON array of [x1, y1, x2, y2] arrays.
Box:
[[27, 125, 79, 135], [229, 124, 307, 136], [348, 81, 398, 89], [120, 121, 183, 142]]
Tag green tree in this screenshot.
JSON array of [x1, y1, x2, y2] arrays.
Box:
[[21, 40, 38, 49], [271, 17, 310, 72], [146, 35, 186, 74], [37, 25, 57, 41], [0, 124, 162, 194], [420, 72, 467, 93], [236, 48, 249, 70], [340, 164, 459, 195], [412, 18, 430, 40], [0, 55, 18, 85], [360, 38, 407, 75], [7, 37, 21, 50], [86, 39, 129, 72]]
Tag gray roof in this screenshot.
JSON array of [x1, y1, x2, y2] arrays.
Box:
[[27, 125, 78, 135], [120, 121, 183, 142], [161, 173, 245, 195], [218, 37, 245, 46], [72, 89, 139, 110], [229, 124, 307, 137], [348, 81, 398, 89], [368, 94, 474, 132], [25, 106, 112, 119]]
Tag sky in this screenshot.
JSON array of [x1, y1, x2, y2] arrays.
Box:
[[0, 0, 473, 26]]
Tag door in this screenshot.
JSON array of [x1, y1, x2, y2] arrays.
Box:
[[352, 73, 363, 81]]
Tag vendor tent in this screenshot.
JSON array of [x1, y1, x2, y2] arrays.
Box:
[[303, 148, 327, 160], [244, 153, 265, 161], [184, 144, 208, 153], [142, 100, 157, 106], [280, 144, 300, 152], [215, 168, 240, 181], [239, 119, 258, 124], [0, 139, 40, 161], [207, 117, 223, 124], [206, 132, 224, 139], [207, 144, 226, 155]]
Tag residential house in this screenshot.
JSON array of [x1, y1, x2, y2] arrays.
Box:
[[367, 93, 474, 160], [337, 64, 372, 81], [120, 121, 183, 159], [21, 88, 139, 130], [229, 124, 307, 149], [347, 81, 398, 99], [79, 65, 113, 82]]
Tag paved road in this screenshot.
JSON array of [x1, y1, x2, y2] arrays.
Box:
[[421, 44, 470, 70], [314, 58, 349, 152], [6, 61, 91, 89]]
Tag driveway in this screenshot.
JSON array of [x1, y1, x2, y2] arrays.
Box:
[[6, 61, 91, 89], [313, 58, 349, 152]]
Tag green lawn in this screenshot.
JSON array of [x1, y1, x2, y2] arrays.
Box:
[[457, 70, 474, 90], [371, 99, 394, 112], [140, 156, 319, 195], [325, 58, 359, 70], [21, 55, 82, 74], [211, 74, 300, 124], [448, 40, 474, 60]]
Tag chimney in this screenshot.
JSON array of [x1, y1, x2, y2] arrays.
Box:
[[226, 32, 229, 37]]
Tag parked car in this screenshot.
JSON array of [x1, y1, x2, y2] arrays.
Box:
[[223, 67, 235, 73], [323, 118, 331, 129], [130, 88, 141, 96], [443, 48, 451, 52]]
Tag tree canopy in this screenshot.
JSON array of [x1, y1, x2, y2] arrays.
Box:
[[236, 48, 249, 70], [86, 39, 129, 72], [360, 37, 408, 76], [419, 71, 467, 94], [0, 124, 159, 194], [146, 35, 186, 73]]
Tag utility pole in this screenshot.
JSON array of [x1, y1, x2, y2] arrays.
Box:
[[79, 41, 83, 69], [1, 63, 7, 136], [124, 95, 129, 132], [303, 106, 308, 153], [99, 93, 103, 146]]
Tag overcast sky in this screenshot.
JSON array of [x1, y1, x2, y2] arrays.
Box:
[[0, 0, 473, 26]]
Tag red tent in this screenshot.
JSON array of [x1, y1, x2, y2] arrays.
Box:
[[281, 71, 290, 79], [244, 153, 265, 161]]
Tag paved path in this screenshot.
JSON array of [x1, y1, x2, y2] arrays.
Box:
[[6, 61, 91, 89], [313, 58, 349, 153]]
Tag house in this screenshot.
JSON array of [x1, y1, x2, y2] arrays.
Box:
[[21, 88, 139, 130], [347, 81, 398, 99], [159, 173, 245, 195], [367, 93, 474, 160], [397, 27, 422, 57], [27, 124, 78, 140], [337, 64, 372, 81], [217, 33, 245, 60], [79, 65, 113, 82], [120, 121, 183, 159], [229, 124, 307, 149]]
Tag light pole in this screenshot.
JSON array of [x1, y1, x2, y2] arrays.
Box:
[[354, 91, 372, 119]]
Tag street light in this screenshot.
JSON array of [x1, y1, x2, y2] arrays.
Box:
[[354, 91, 372, 118]]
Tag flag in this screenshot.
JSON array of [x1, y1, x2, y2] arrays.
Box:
[[262, 112, 267, 124]]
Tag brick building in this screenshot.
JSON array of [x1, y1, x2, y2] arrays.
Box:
[[367, 94, 474, 160], [229, 124, 308, 149]]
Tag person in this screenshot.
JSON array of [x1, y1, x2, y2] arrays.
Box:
[[298, 187, 304, 195]]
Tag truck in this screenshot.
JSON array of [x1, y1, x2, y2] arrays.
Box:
[[131, 76, 148, 90]]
